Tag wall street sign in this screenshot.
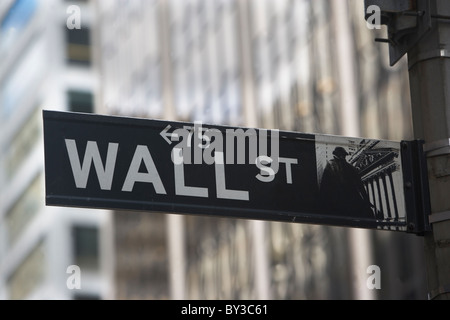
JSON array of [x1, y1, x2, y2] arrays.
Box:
[[43, 110, 430, 234]]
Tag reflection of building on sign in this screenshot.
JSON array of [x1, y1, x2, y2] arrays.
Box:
[[319, 146, 374, 219], [350, 140, 402, 223], [317, 138, 405, 228]]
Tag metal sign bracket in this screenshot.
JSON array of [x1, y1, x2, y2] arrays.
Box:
[[401, 140, 432, 235]]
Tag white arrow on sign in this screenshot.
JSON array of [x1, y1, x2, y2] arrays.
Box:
[[160, 124, 178, 145]]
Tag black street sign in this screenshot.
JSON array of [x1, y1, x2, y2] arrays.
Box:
[[43, 110, 430, 234]]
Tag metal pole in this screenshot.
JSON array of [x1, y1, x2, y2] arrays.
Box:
[[407, 0, 450, 300]]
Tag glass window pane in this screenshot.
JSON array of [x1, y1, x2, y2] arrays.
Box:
[[0, 0, 38, 55], [4, 107, 41, 181], [1, 38, 46, 119], [73, 293, 100, 300], [72, 226, 99, 271], [6, 174, 43, 246], [8, 240, 45, 300], [65, 27, 91, 66], [67, 90, 93, 113]]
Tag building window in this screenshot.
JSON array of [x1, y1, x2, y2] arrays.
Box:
[[73, 293, 100, 300], [65, 27, 91, 66], [72, 225, 99, 271], [0, 0, 38, 55], [1, 0, 37, 30], [1, 37, 45, 119], [8, 239, 45, 300], [67, 90, 93, 113], [5, 107, 41, 181], [6, 174, 43, 246]]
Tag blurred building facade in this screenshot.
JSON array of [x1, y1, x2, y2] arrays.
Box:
[[96, 0, 427, 300], [0, 0, 428, 300], [0, 0, 112, 299]]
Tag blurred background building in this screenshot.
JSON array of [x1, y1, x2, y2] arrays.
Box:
[[0, 0, 112, 299], [0, 0, 427, 299]]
